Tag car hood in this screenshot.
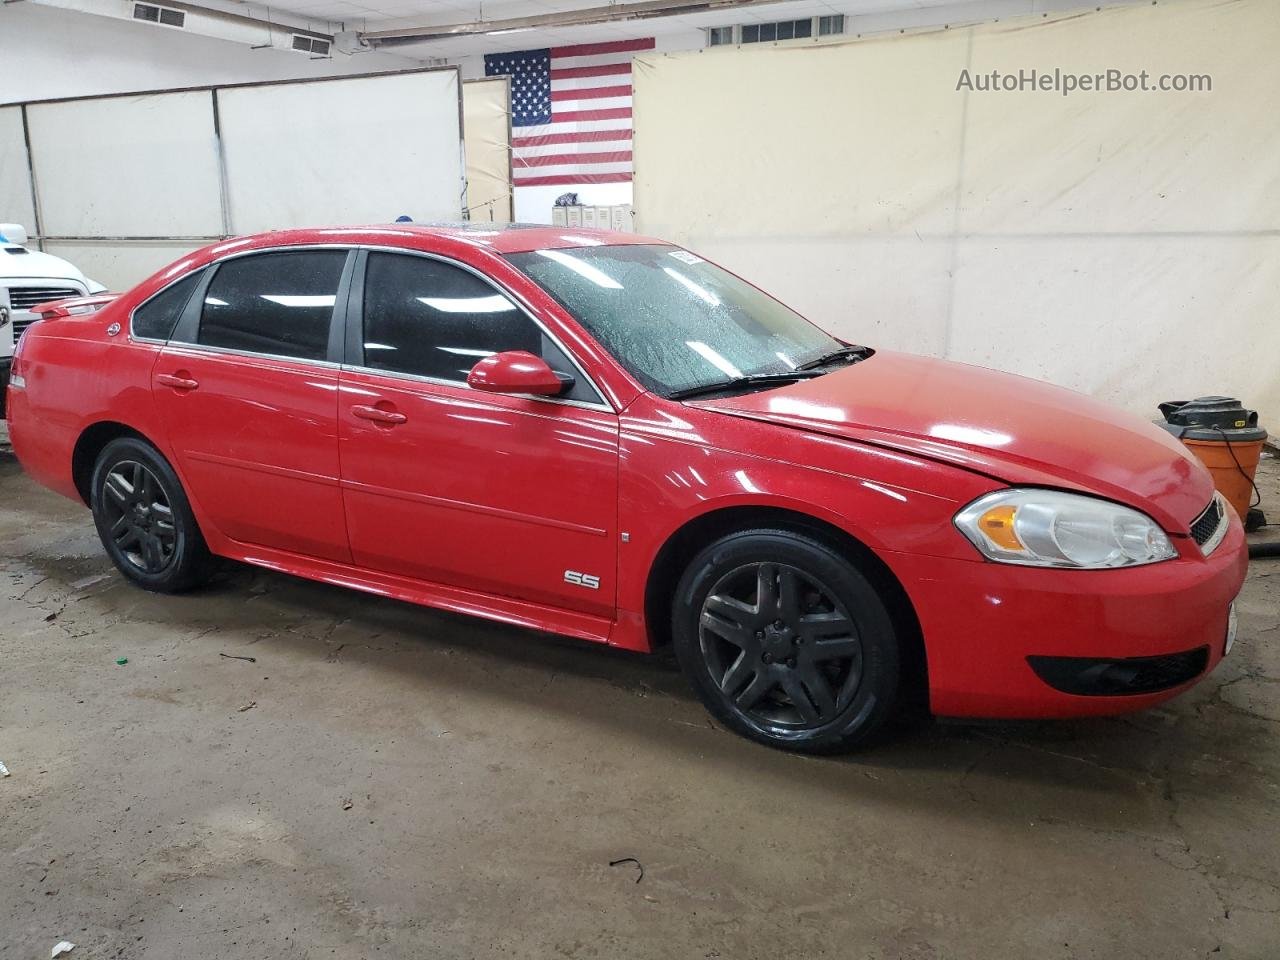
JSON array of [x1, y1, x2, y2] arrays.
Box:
[[0, 246, 92, 285], [695, 350, 1212, 531]]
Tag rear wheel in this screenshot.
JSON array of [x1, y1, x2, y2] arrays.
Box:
[[90, 437, 212, 592], [672, 529, 900, 753]]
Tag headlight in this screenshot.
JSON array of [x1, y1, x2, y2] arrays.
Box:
[[954, 489, 1177, 568]]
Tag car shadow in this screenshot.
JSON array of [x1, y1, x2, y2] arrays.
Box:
[[180, 556, 1274, 824], [5, 456, 1274, 841]]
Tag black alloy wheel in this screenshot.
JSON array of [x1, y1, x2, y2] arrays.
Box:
[[673, 529, 900, 753], [90, 436, 212, 592], [701, 562, 861, 727], [100, 459, 177, 575]]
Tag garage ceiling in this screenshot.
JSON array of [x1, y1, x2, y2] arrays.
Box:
[[190, 0, 1040, 57], [23, 0, 1150, 64], [276, 0, 946, 28]]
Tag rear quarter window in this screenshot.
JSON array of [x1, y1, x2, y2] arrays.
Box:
[[132, 271, 202, 341]]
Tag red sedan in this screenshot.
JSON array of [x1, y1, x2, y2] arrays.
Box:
[[5, 225, 1247, 752]]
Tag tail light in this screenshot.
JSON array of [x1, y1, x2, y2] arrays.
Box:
[[10, 323, 28, 389]]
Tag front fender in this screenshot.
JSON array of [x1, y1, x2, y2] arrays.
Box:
[[612, 395, 1001, 650]]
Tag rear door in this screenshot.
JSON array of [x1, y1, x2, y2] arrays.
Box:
[[337, 249, 620, 617], [151, 248, 355, 562]]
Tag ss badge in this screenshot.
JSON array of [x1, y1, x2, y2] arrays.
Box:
[[564, 570, 601, 590]]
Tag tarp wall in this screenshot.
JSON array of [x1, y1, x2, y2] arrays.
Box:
[[20, 86, 224, 287], [633, 0, 1280, 430], [0, 107, 37, 234], [28, 91, 225, 239], [218, 71, 464, 233], [9, 69, 465, 289], [463, 78, 513, 223]]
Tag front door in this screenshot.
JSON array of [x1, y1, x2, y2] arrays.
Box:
[[152, 248, 353, 563], [337, 250, 619, 617]]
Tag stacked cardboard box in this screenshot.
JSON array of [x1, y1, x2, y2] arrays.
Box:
[[550, 204, 633, 232]]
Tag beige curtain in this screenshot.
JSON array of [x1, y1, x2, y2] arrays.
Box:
[[634, 0, 1280, 428], [464, 77, 514, 223]]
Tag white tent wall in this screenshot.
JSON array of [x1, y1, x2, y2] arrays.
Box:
[[0, 108, 37, 234], [38, 242, 208, 290], [9, 69, 465, 289], [463, 78, 514, 223], [0, 2, 418, 106], [15, 91, 226, 287], [633, 0, 1280, 430], [217, 71, 464, 233], [21, 89, 228, 287], [28, 92, 225, 240]]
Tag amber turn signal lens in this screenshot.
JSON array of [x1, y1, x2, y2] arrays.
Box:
[[978, 505, 1023, 550]]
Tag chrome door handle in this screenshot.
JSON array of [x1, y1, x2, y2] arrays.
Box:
[[156, 373, 199, 391], [351, 404, 407, 425]]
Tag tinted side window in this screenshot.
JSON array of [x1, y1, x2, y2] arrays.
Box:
[[362, 253, 544, 382], [198, 250, 346, 361], [133, 271, 201, 341]]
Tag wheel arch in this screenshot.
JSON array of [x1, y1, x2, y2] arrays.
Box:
[[643, 504, 929, 713], [71, 421, 154, 505]]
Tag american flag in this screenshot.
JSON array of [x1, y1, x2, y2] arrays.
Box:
[[484, 38, 654, 187]]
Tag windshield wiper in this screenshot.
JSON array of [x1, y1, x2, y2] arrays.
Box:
[[667, 372, 820, 402], [796, 344, 871, 371]]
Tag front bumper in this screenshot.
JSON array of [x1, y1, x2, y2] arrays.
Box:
[[884, 518, 1249, 718]]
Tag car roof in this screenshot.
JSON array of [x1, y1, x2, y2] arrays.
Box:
[[213, 223, 667, 256]]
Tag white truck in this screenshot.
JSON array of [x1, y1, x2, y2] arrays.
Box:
[[1, 223, 106, 414]]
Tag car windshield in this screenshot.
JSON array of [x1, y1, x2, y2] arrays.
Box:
[[505, 244, 843, 397]]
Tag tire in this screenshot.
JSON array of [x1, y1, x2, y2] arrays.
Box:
[[672, 528, 900, 754], [90, 436, 212, 592]]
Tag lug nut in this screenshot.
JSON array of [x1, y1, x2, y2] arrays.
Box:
[[786, 658, 797, 668], [762, 653, 773, 664], [755, 631, 765, 640]]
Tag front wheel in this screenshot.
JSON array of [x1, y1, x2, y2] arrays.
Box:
[[90, 436, 212, 592], [672, 529, 900, 753]]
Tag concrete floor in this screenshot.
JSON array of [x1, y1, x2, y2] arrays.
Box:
[[1, 429, 1277, 960]]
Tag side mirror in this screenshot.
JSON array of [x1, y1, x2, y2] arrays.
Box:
[[0, 223, 29, 246], [467, 350, 571, 396]]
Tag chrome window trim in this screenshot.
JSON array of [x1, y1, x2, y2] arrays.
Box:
[[161, 339, 342, 370], [190, 245, 351, 363], [337, 362, 612, 413], [145, 242, 615, 413], [132, 243, 357, 346]]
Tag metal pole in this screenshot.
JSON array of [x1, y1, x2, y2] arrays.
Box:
[[19, 105, 45, 251], [210, 88, 233, 237]]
